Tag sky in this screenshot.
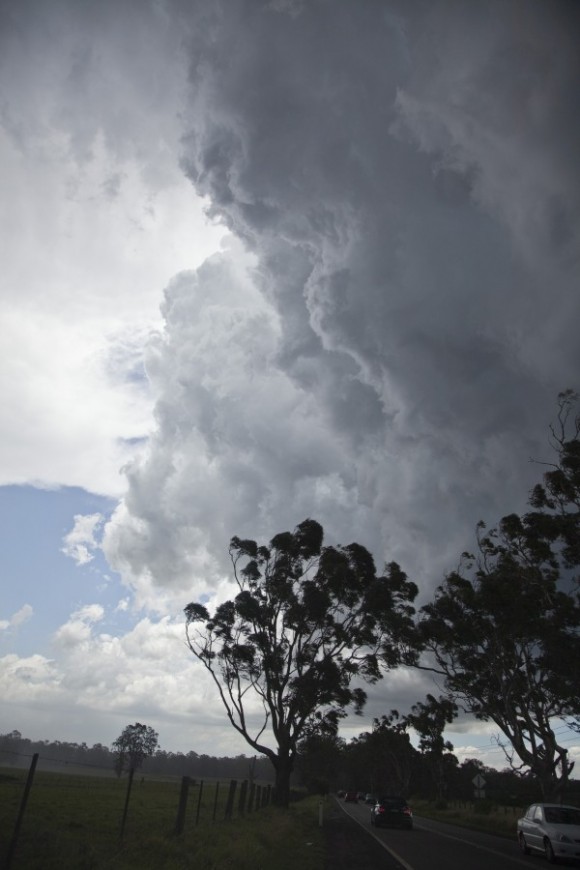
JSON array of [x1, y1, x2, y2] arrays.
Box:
[[1, 0, 579, 772]]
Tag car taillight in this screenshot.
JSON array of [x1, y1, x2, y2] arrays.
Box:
[[403, 807, 412, 815], [378, 807, 385, 814]]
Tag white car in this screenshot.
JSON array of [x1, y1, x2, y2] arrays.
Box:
[[517, 803, 580, 863]]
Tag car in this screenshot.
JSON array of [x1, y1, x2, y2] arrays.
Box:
[[364, 793, 376, 805], [344, 791, 358, 802], [370, 796, 413, 829], [517, 803, 580, 863]]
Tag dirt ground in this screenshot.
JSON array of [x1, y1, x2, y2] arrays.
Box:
[[323, 801, 405, 870]]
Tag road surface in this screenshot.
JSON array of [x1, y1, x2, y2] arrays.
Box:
[[334, 798, 580, 870]]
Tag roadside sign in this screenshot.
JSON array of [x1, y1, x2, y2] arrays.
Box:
[[472, 774, 486, 789]]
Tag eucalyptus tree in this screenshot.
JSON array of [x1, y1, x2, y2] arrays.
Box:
[[416, 394, 580, 799], [402, 694, 457, 800], [366, 711, 416, 795], [295, 732, 345, 795], [525, 389, 580, 734], [527, 389, 580, 575], [112, 722, 159, 776], [185, 518, 417, 807]]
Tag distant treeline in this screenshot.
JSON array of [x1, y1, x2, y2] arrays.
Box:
[[295, 729, 580, 807], [0, 730, 273, 781]]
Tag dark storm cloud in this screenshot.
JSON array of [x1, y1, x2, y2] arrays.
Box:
[[4, 0, 579, 748], [106, 0, 579, 610]]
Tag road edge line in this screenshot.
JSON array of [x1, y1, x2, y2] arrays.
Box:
[[337, 801, 415, 870]]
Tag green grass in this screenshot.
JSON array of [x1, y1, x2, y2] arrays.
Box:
[[411, 798, 527, 838], [0, 767, 325, 869]]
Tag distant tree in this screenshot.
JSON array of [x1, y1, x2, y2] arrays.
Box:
[[0, 731, 24, 767], [112, 723, 159, 776], [185, 518, 417, 807], [418, 397, 580, 799], [296, 732, 345, 795], [402, 694, 457, 801], [364, 711, 417, 795]]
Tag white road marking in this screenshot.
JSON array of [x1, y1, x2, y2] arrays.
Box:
[[337, 801, 534, 870], [339, 803, 415, 870]]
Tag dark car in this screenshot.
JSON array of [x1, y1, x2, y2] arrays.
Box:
[[344, 791, 358, 802], [370, 796, 413, 829]]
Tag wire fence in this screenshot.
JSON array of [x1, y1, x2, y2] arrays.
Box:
[[1, 751, 274, 869]]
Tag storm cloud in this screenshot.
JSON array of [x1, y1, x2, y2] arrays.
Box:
[[2, 0, 578, 754], [105, 0, 580, 610]]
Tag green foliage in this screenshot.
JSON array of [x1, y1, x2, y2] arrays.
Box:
[[401, 694, 457, 801], [296, 733, 346, 794], [185, 518, 417, 806], [112, 723, 159, 776], [418, 392, 580, 799], [528, 389, 580, 570], [403, 694, 457, 757]]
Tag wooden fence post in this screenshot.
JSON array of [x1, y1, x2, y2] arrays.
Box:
[[238, 779, 248, 815], [6, 752, 39, 869], [212, 781, 220, 823], [247, 781, 255, 813], [224, 779, 237, 820], [175, 776, 190, 836], [195, 780, 204, 825], [119, 768, 135, 841]]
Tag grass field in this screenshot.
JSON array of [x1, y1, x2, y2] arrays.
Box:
[[0, 766, 325, 869], [411, 798, 531, 838]]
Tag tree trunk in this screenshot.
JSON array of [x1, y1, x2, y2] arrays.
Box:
[[532, 745, 570, 802], [272, 752, 293, 808], [539, 769, 565, 803]]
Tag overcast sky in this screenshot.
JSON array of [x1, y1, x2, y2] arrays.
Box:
[[1, 0, 579, 770]]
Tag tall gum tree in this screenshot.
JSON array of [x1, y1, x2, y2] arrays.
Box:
[[418, 393, 580, 799], [185, 518, 417, 807]]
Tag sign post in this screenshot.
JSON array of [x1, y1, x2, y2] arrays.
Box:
[[472, 773, 486, 800]]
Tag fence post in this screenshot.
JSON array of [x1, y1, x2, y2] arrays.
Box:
[[6, 752, 39, 869], [212, 781, 220, 823], [256, 784, 262, 810], [238, 779, 248, 815], [195, 780, 204, 825], [247, 782, 255, 813], [175, 776, 191, 836], [265, 784, 271, 806], [119, 768, 135, 841], [224, 779, 237, 820]]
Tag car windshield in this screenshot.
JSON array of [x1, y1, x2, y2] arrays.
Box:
[[379, 797, 406, 807], [544, 807, 580, 825]]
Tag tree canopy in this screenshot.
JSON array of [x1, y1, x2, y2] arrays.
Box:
[[185, 518, 417, 806], [417, 392, 580, 799], [402, 694, 457, 800], [112, 722, 159, 776]]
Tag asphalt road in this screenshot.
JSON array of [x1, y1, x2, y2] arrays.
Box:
[[334, 798, 580, 870]]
